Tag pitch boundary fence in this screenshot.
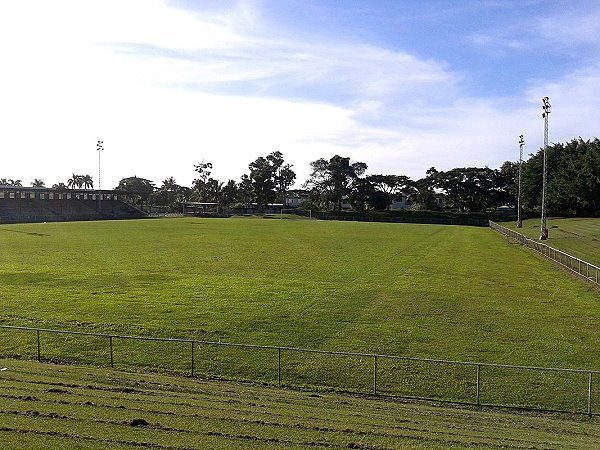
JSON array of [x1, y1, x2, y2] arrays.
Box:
[[489, 221, 599, 285], [1, 324, 599, 416]]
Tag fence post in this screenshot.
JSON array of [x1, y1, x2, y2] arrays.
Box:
[[476, 364, 481, 406], [277, 348, 281, 386], [588, 372, 593, 417], [36, 329, 41, 362], [109, 336, 114, 368], [586, 262, 590, 278], [191, 341, 195, 376], [373, 355, 378, 395]]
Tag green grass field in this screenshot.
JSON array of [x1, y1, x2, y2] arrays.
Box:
[[2, 358, 600, 450], [1, 217, 599, 411], [505, 217, 600, 266]]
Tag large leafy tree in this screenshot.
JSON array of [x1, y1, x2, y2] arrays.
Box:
[[367, 174, 411, 210], [551, 139, 600, 215], [304, 155, 367, 211], [407, 169, 439, 210], [192, 161, 238, 210], [220, 179, 239, 210], [269, 151, 296, 202], [204, 178, 240, 212], [152, 177, 191, 210], [521, 138, 600, 215], [348, 177, 376, 211], [115, 176, 155, 204], [248, 156, 276, 211], [520, 152, 544, 212], [430, 167, 498, 212], [496, 161, 518, 207], [237, 174, 254, 206], [192, 161, 214, 201], [247, 151, 295, 211]]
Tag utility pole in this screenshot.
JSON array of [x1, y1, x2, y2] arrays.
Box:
[[517, 134, 524, 228], [97, 140, 104, 211], [540, 97, 551, 240]]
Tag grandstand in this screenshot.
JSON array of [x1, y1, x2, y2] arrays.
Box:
[[0, 186, 146, 224]]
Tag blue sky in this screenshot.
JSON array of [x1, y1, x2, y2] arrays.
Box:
[[0, 0, 598, 189]]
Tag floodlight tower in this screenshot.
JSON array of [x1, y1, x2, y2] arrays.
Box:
[[97, 140, 104, 210], [97, 140, 104, 190], [539, 97, 551, 240], [517, 134, 524, 228]]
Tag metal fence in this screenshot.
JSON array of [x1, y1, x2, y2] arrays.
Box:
[[285, 209, 489, 226], [489, 221, 599, 285], [1, 324, 599, 416]]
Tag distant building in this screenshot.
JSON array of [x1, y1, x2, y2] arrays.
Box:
[[390, 193, 409, 210], [284, 189, 310, 208]]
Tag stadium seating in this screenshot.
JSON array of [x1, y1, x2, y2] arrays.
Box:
[[0, 198, 145, 223]]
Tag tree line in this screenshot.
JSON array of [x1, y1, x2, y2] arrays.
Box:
[[111, 138, 598, 216], [519, 138, 600, 216], [2, 138, 598, 216], [0, 174, 94, 190], [113, 151, 297, 212]]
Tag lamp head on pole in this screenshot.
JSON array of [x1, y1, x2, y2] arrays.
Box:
[[542, 96, 551, 118]]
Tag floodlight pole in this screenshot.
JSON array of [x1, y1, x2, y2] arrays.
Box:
[[97, 140, 104, 211], [539, 97, 551, 240], [517, 135, 524, 228]]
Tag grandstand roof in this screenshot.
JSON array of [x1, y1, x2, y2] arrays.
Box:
[[0, 185, 129, 194]]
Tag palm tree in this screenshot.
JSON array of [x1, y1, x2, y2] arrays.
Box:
[[82, 175, 94, 189], [31, 179, 45, 187], [161, 177, 178, 191], [0, 178, 22, 186], [52, 182, 68, 191], [67, 174, 85, 189]]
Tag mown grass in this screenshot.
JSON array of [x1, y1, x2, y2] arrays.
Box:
[[2, 358, 600, 450], [0, 217, 599, 411], [505, 217, 600, 266]]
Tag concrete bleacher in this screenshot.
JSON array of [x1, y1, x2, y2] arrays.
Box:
[[0, 198, 145, 224]]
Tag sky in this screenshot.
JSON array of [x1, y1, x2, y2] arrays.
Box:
[[1, 0, 599, 190]]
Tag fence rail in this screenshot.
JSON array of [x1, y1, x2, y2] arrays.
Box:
[[284, 209, 490, 226], [1, 324, 599, 416], [489, 221, 600, 285]]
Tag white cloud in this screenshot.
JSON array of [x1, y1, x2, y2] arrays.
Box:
[[465, 2, 600, 56], [524, 65, 600, 144], [0, 0, 465, 187], [1, 0, 598, 190], [536, 7, 600, 47]]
